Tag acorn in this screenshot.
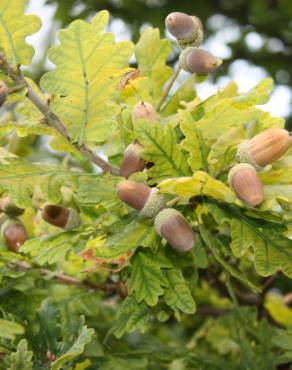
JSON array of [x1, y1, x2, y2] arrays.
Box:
[[154, 208, 196, 252], [132, 101, 157, 124], [119, 142, 146, 178], [0, 81, 8, 107], [179, 47, 222, 75], [228, 163, 264, 207], [0, 197, 24, 217], [42, 204, 81, 230], [236, 128, 292, 170], [1, 220, 28, 252], [116, 180, 165, 217], [165, 12, 203, 48]]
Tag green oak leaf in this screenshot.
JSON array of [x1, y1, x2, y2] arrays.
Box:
[[128, 251, 171, 306], [51, 321, 94, 370], [7, 339, 33, 370], [0, 319, 24, 340], [164, 269, 196, 314], [134, 120, 190, 182], [111, 295, 151, 338], [135, 27, 172, 99]]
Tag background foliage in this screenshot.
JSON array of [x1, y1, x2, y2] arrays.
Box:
[[0, 1, 292, 369], [40, 0, 292, 128]]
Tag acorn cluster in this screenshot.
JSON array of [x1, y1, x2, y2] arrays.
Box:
[[117, 99, 195, 252], [116, 12, 225, 252], [117, 88, 196, 252], [117, 102, 195, 252], [229, 128, 292, 206], [0, 197, 27, 252], [165, 12, 222, 74], [0, 196, 81, 252]]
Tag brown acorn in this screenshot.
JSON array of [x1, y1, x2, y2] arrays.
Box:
[[119, 142, 146, 178], [1, 220, 28, 252], [165, 12, 203, 48], [154, 208, 196, 252], [0, 81, 8, 107], [179, 47, 222, 74], [0, 197, 24, 217], [228, 163, 264, 207], [236, 128, 292, 170], [42, 204, 81, 230], [116, 180, 165, 217], [132, 101, 157, 124]]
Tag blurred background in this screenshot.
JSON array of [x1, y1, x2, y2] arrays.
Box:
[[27, 0, 292, 128]]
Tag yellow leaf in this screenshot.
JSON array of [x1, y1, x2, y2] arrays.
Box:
[[159, 171, 238, 204], [0, 0, 41, 66]]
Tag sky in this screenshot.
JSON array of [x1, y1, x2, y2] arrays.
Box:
[[26, 0, 291, 120]]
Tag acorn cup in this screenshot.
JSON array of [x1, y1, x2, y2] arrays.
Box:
[[179, 47, 222, 75], [154, 208, 196, 252], [228, 163, 264, 207], [132, 101, 158, 124], [236, 128, 292, 170], [119, 142, 146, 178], [1, 219, 28, 253], [165, 12, 203, 48], [42, 204, 81, 231], [116, 180, 165, 218], [0, 196, 24, 217], [0, 81, 8, 107]]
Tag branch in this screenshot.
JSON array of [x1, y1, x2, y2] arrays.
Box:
[[0, 53, 119, 175], [12, 260, 127, 298], [156, 64, 182, 111]]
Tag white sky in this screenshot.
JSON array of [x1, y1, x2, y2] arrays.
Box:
[[27, 0, 291, 120]]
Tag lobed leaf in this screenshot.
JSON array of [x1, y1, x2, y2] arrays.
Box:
[[0, 319, 24, 340], [0, 0, 41, 66], [134, 120, 190, 182], [41, 11, 134, 145], [7, 339, 33, 370], [164, 269, 196, 314], [51, 322, 94, 370], [128, 251, 170, 306], [135, 28, 172, 99], [159, 171, 238, 204]]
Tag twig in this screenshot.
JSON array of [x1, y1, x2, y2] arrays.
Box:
[[8, 83, 26, 94], [156, 65, 182, 111], [11, 260, 127, 297], [0, 53, 119, 175], [166, 196, 182, 208], [214, 162, 237, 178]]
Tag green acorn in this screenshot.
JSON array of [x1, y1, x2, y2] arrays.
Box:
[[1, 219, 28, 252], [132, 101, 157, 124], [236, 128, 292, 170], [116, 180, 165, 218], [228, 163, 264, 207], [0, 81, 8, 107], [119, 142, 146, 178], [165, 12, 203, 48], [179, 47, 222, 74], [42, 204, 81, 230], [154, 208, 196, 252]]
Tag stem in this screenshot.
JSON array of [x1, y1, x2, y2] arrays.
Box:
[[156, 65, 182, 111], [8, 83, 26, 94], [12, 260, 127, 297], [0, 53, 119, 175], [166, 196, 182, 208], [214, 162, 237, 178]]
